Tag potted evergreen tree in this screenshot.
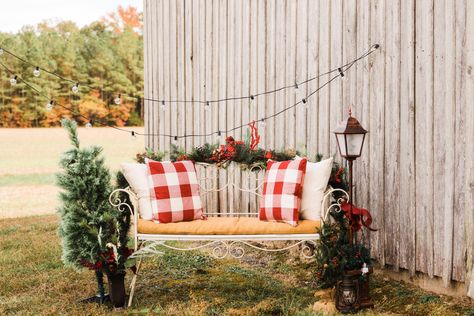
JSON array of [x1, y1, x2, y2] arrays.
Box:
[[57, 119, 133, 308]]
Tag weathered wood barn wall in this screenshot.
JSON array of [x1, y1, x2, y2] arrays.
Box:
[[143, 0, 474, 295]]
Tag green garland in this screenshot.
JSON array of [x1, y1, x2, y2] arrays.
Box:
[[314, 208, 372, 289]]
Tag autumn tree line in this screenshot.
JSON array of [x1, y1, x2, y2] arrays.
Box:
[[0, 6, 144, 127]]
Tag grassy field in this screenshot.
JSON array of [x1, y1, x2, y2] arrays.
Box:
[[1, 215, 474, 315], [0, 127, 145, 218]]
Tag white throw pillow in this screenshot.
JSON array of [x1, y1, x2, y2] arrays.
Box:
[[120, 163, 153, 220], [300, 157, 334, 220]]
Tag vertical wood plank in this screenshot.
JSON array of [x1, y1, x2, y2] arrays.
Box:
[[438, 0, 456, 285], [194, 0, 204, 146], [369, 0, 385, 266], [248, 0, 259, 214], [384, 0, 401, 270], [157, 0, 166, 151], [151, 0, 158, 150], [226, 0, 237, 214], [211, 0, 220, 212], [355, 0, 371, 250], [415, 0, 434, 277], [465, 0, 474, 296], [218, 0, 228, 213], [143, 0, 151, 148], [176, 0, 185, 148], [453, 0, 467, 282], [184, 0, 194, 150], [265, 0, 276, 149], [257, 0, 266, 148], [399, 0, 416, 276], [295, 0, 307, 153], [274, 0, 286, 151], [306, 0, 319, 160], [318, 0, 330, 156], [284, 0, 297, 149], [329, 0, 342, 155]]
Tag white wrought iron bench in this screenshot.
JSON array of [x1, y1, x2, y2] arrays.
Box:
[[109, 163, 348, 307]]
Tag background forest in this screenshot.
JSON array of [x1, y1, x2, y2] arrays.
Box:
[[0, 6, 143, 127]]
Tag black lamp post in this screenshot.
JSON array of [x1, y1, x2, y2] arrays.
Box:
[[333, 108, 367, 244]]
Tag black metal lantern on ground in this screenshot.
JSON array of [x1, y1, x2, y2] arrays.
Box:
[[333, 108, 368, 244]]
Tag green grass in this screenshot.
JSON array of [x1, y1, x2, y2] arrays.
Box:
[[0, 127, 145, 218], [0, 173, 56, 186], [1, 216, 473, 315]]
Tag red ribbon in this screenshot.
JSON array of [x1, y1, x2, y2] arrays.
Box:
[[248, 121, 260, 150], [340, 202, 377, 231]]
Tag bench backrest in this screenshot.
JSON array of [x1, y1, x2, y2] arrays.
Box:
[[195, 162, 265, 217]]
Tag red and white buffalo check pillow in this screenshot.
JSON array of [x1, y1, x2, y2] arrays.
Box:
[[146, 159, 204, 223], [259, 158, 307, 226]]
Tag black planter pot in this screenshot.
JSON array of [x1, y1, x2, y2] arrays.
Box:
[[107, 271, 126, 308]]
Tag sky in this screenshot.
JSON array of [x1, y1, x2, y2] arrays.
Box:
[[0, 0, 143, 33]]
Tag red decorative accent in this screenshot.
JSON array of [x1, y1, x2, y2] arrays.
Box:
[[335, 167, 344, 183], [340, 202, 377, 232], [249, 121, 260, 150]]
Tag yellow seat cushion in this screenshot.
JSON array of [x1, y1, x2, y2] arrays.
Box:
[[137, 217, 320, 235]]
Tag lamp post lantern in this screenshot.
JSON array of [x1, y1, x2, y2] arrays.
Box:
[[333, 108, 368, 244]]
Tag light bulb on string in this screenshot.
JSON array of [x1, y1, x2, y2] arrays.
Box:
[[259, 118, 266, 128], [204, 101, 210, 111], [172, 136, 178, 145], [294, 83, 299, 89], [46, 100, 54, 110], [302, 98, 308, 109], [71, 83, 79, 94], [10, 76, 17, 86], [160, 101, 166, 111], [338, 67, 345, 78], [85, 121, 92, 128], [33, 67, 40, 77], [114, 94, 121, 105], [131, 131, 137, 140]]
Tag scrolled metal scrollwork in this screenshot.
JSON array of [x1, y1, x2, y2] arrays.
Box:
[[109, 188, 135, 215], [130, 239, 319, 260]]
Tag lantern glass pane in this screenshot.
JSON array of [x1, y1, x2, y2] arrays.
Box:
[[336, 134, 347, 156], [346, 133, 365, 156]]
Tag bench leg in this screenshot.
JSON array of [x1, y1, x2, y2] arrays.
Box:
[[128, 256, 143, 307]]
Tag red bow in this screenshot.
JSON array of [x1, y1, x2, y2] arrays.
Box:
[[248, 121, 260, 150], [340, 202, 377, 231]]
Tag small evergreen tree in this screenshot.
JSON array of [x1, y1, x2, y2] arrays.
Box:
[[57, 119, 131, 301]]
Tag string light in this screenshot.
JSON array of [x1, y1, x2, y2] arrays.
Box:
[[131, 131, 137, 140], [10, 75, 17, 85], [46, 100, 54, 110], [33, 67, 40, 77], [205, 101, 210, 111], [0, 44, 379, 139], [250, 95, 254, 100], [173, 136, 178, 145], [338, 67, 344, 78], [0, 44, 380, 107], [114, 94, 121, 105], [160, 100, 165, 110], [71, 83, 79, 94], [294, 83, 299, 89], [302, 98, 308, 109]]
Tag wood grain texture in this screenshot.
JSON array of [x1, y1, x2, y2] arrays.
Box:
[[399, 0, 416, 276], [465, 0, 474, 297], [369, 0, 385, 266], [143, 0, 474, 288], [384, 0, 401, 271]]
